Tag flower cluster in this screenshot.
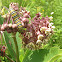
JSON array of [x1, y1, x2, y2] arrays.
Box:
[[0, 45, 6, 57], [19, 11, 30, 28], [1, 20, 18, 33], [21, 13, 55, 50], [0, 3, 55, 50], [9, 2, 19, 11]]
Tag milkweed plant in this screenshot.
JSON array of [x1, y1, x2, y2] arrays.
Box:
[[0, 3, 55, 62]]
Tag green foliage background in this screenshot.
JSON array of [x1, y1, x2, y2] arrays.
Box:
[[0, 0, 62, 62]]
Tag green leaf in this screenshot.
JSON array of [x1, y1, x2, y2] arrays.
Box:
[[19, 49, 24, 62], [43, 47, 62, 62], [23, 47, 62, 62], [23, 49, 32, 62], [4, 31, 15, 60], [23, 49, 49, 62]]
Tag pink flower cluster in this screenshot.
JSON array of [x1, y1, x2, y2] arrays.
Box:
[[9, 2, 19, 11], [0, 3, 55, 50], [1, 15, 18, 33], [1, 22, 18, 33], [19, 11, 30, 28], [20, 12, 55, 49], [0, 45, 6, 57]]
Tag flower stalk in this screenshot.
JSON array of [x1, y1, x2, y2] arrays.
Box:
[[5, 54, 15, 62], [12, 33, 20, 62]]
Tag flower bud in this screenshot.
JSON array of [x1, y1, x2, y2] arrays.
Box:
[[8, 23, 12, 28], [26, 32, 32, 38], [48, 23, 54, 28], [36, 40, 42, 44], [2, 46, 6, 51], [23, 13, 29, 18], [36, 31, 41, 35], [51, 26, 55, 29], [12, 24, 17, 28], [22, 10, 25, 13], [27, 11, 30, 15], [1, 26, 5, 31], [38, 34, 44, 40], [50, 22, 54, 25], [40, 27, 47, 32], [22, 18, 29, 22], [26, 42, 35, 49], [14, 7, 18, 11], [4, 24, 8, 29], [45, 28, 51, 34], [49, 16, 53, 21]]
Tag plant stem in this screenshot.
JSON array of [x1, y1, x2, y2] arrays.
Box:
[[5, 54, 15, 62], [12, 33, 20, 62]]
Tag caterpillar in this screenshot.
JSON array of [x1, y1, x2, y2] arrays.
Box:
[[9, 8, 22, 30]]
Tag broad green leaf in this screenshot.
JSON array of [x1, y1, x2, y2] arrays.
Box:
[[23, 49, 49, 62], [23, 49, 32, 62], [4, 31, 15, 60], [23, 47, 62, 62], [43, 47, 62, 62]]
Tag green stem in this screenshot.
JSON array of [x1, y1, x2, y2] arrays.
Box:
[[12, 33, 20, 62], [5, 54, 15, 62]]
